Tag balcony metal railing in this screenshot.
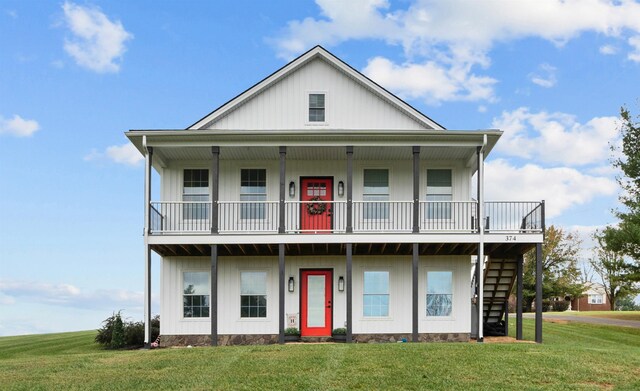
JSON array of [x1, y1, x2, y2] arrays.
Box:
[[419, 201, 477, 232], [148, 200, 545, 235], [353, 201, 412, 232]]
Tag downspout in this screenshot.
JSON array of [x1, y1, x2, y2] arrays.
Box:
[[477, 134, 487, 342]]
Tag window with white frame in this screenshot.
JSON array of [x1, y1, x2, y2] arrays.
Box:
[[308, 93, 325, 122], [183, 169, 209, 219], [363, 271, 389, 317], [240, 271, 267, 318], [183, 272, 210, 318], [240, 169, 267, 219], [588, 294, 604, 304], [426, 169, 452, 219], [426, 271, 453, 316], [363, 169, 389, 219]]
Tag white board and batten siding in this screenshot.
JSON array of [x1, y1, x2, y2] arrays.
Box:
[[206, 58, 427, 131], [160, 159, 472, 204], [160, 255, 471, 336]]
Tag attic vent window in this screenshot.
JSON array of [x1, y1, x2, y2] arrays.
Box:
[[309, 93, 325, 122]]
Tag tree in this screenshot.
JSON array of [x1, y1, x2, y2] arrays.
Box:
[[615, 295, 640, 311], [591, 232, 640, 310], [602, 106, 640, 264], [521, 225, 584, 311]]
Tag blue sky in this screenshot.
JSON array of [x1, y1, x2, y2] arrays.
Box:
[[1, 0, 639, 336]]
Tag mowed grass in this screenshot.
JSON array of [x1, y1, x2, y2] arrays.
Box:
[[548, 310, 640, 322], [1, 320, 639, 391]]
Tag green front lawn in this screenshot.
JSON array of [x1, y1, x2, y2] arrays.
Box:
[[1, 320, 639, 390], [547, 310, 640, 321]]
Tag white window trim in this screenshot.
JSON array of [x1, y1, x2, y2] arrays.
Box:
[[180, 269, 211, 321], [361, 269, 391, 320], [239, 167, 269, 223], [238, 269, 271, 322], [424, 269, 455, 321], [181, 168, 211, 223], [305, 90, 329, 126]]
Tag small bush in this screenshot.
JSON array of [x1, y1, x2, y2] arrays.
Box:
[[96, 312, 160, 349], [284, 327, 300, 336], [332, 328, 347, 335], [553, 301, 570, 312]]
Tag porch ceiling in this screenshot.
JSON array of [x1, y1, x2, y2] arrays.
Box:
[[150, 241, 535, 258], [152, 145, 476, 166]]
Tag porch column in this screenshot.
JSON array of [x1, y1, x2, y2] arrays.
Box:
[[476, 145, 485, 342], [278, 244, 285, 344], [211, 244, 218, 346], [346, 146, 353, 233], [279, 147, 286, 234], [535, 243, 543, 343], [346, 243, 353, 343], [143, 144, 153, 347], [211, 147, 220, 234], [516, 254, 524, 340], [412, 146, 420, 233], [412, 243, 419, 342]]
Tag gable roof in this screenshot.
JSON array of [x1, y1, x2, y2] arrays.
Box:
[[188, 45, 445, 130]]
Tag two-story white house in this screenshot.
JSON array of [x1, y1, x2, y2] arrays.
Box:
[[126, 46, 545, 346]]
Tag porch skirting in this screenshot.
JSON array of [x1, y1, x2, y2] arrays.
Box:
[[161, 333, 469, 346]]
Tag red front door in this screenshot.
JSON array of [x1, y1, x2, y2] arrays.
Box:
[[300, 270, 333, 337], [300, 178, 333, 232]]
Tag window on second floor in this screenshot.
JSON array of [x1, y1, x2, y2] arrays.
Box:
[[240, 169, 267, 219], [363, 169, 389, 219], [426, 169, 452, 219], [183, 169, 209, 219], [309, 93, 325, 122]]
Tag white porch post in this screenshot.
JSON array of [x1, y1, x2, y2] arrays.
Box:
[[143, 141, 153, 347], [476, 140, 485, 343]]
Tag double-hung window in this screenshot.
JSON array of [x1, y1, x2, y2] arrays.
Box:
[[308, 93, 325, 122], [183, 272, 210, 318], [240, 271, 267, 318], [426, 271, 453, 317], [363, 169, 389, 219], [183, 169, 209, 220], [588, 294, 603, 304], [426, 169, 452, 219], [363, 271, 389, 317], [240, 169, 266, 219]]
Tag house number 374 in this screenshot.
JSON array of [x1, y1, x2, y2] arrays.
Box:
[[505, 235, 517, 241]]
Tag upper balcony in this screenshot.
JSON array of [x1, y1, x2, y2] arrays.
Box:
[[150, 200, 544, 236]]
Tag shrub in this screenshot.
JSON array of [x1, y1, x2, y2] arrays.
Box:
[[332, 328, 346, 335], [284, 327, 300, 336], [95, 312, 160, 349], [553, 301, 570, 312]]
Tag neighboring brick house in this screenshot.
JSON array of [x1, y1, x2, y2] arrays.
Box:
[[571, 282, 609, 311]]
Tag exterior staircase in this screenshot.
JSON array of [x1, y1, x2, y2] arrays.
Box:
[[482, 258, 517, 336]]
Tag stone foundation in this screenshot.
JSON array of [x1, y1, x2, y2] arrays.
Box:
[[161, 334, 279, 347], [160, 332, 469, 346]]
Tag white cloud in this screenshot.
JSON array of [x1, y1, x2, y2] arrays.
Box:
[[628, 35, 640, 62], [273, 0, 640, 104], [492, 108, 618, 166], [6, 10, 17, 19], [485, 159, 617, 219], [599, 44, 618, 55], [0, 114, 40, 137], [529, 63, 557, 88], [61, 2, 133, 73], [363, 56, 497, 104], [0, 279, 144, 311], [85, 142, 143, 166]]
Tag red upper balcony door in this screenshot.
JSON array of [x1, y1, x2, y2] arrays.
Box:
[[300, 178, 333, 232]]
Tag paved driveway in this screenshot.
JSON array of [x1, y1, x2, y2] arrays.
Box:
[[522, 312, 640, 328]]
